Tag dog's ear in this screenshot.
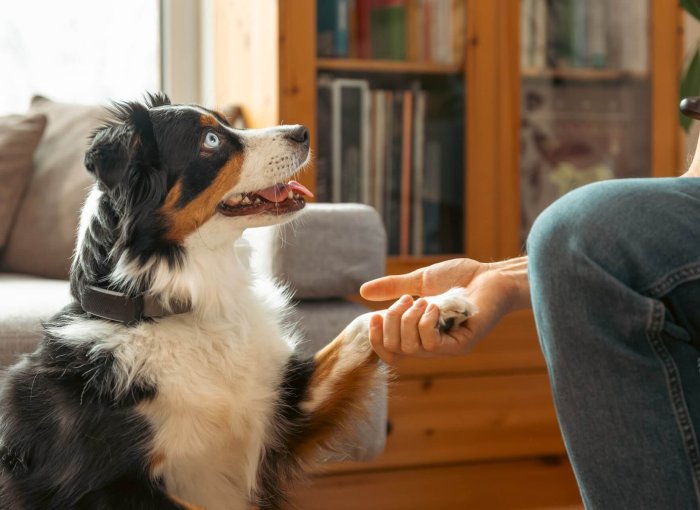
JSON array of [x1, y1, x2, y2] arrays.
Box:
[[85, 99, 160, 191]]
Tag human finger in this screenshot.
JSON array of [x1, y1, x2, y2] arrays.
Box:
[[383, 295, 414, 353], [399, 298, 428, 355], [360, 270, 424, 301]]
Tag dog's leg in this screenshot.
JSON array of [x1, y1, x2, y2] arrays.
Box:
[[292, 287, 476, 462], [291, 312, 383, 462]]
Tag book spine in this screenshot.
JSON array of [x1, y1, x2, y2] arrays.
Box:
[[400, 90, 413, 256], [572, 0, 587, 68], [317, 0, 337, 57], [406, 0, 418, 61], [316, 77, 334, 202], [533, 0, 547, 69], [521, 0, 533, 69], [451, 0, 465, 65], [360, 82, 372, 204], [587, 0, 607, 68], [411, 90, 426, 256], [620, 0, 648, 72], [348, 0, 359, 58], [357, 0, 372, 59], [605, 0, 623, 68], [331, 80, 343, 202], [335, 0, 349, 57], [375, 90, 386, 216], [423, 0, 432, 62]]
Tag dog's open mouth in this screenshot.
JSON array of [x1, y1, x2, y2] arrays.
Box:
[[217, 181, 314, 217]]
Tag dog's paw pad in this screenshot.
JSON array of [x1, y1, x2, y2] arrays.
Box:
[[426, 288, 477, 332]]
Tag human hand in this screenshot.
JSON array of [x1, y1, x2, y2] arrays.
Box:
[[360, 257, 530, 364]]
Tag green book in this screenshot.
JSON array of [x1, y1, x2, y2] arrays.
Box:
[[370, 3, 406, 60]]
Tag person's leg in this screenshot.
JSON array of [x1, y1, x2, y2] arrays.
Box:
[[527, 178, 700, 509]]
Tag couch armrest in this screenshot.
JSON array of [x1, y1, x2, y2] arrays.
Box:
[[244, 203, 386, 299]]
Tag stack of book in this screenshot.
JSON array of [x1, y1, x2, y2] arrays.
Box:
[[317, 76, 463, 256], [317, 0, 465, 65], [521, 0, 648, 72]]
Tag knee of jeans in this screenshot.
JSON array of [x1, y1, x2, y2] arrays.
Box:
[[527, 181, 615, 277]]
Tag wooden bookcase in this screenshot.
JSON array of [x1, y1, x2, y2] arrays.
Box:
[[212, 1, 683, 508]]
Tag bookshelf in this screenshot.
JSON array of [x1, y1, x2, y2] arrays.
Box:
[[211, 0, 683, 507]]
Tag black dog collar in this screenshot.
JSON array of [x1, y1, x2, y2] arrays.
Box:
[[80, 285, 190, 325]]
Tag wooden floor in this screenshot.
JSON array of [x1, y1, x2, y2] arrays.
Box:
[[291, 457, 582, 509]]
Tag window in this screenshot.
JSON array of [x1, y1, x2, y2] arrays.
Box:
[[0, 0, 160, 114]]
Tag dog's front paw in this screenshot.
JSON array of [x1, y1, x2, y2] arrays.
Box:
[[425, 288, 477, 332]]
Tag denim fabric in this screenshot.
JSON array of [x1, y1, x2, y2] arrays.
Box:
[[527, 178, 700, 509]]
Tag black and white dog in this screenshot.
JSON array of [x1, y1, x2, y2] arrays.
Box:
[[0, 93, 472, 509]]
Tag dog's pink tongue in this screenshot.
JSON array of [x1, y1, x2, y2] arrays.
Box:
[[256, 181, 314, 203]]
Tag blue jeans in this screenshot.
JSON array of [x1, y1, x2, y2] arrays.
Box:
[[527, 178, 700, 509]]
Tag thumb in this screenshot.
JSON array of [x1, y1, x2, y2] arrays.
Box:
[[360, 270, 423, 301]]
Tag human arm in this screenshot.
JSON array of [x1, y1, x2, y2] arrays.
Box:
[[359, 257, 531, 364]]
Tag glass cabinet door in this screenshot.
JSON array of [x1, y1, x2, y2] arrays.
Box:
[[519, 0, 651, 241], [316, 0, 467, 258]]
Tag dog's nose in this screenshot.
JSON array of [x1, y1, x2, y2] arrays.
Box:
[[286, 126, 309, 146]]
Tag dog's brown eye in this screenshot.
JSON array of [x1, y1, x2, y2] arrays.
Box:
[[203, 131, 220, 149]]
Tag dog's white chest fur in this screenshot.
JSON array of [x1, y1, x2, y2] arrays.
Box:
[[129, 287, 293, 510]]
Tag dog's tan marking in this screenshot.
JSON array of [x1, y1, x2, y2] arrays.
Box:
[[160, 154, 243, 242], [294, 331, 380, 461], [199, 115, 218, 127], [170, 494, 205, 510]]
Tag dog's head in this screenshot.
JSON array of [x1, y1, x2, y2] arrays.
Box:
[[86, 92, 311, 237], [73, 93, 311, 301]]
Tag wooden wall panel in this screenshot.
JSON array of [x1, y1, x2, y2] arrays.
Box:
[[321, 371, 565, 474]]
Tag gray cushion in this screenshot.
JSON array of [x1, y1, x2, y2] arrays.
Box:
[[246, 203, 386, 299], [0, 274, 71, 367], [1, 97, 104, 279]]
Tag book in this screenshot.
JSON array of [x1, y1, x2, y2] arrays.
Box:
[[620, 0, 648, 72], [521, 0, 534, 68], [316, 76, 334, 202], [317, 0, 337, 57], [330, 79, 371, 203], [372, 90, 387, 212], [380, 91, 405, 254], [571, 0, 586, 68], [411, 90, 426, 256], [400, 89, 413, 256], [587, 0, 607, 68], [335, 0, 350, 57], [532, 0, 547, 69], [370, 0, 407, 60], [317, 0, 350, 57], [356, 0, 372, 58]]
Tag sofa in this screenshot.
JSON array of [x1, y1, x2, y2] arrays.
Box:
[[0, 96, 387, 461]]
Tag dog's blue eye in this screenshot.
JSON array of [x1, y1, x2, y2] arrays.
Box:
[[204, 131, 220, 149]]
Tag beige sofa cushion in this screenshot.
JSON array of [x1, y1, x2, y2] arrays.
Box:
[[1, 97, 105, 279], [0, 274, 71, 367], [0, 113, 47, 249]]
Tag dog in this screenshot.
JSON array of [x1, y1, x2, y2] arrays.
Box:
[[0, 93, 474, 509]]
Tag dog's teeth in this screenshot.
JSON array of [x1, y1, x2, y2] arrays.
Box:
[[228, 195, 242, 205], [254, 197, 261, 204], [288, 190, 294, 200], [242, 196, 251, 205]]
